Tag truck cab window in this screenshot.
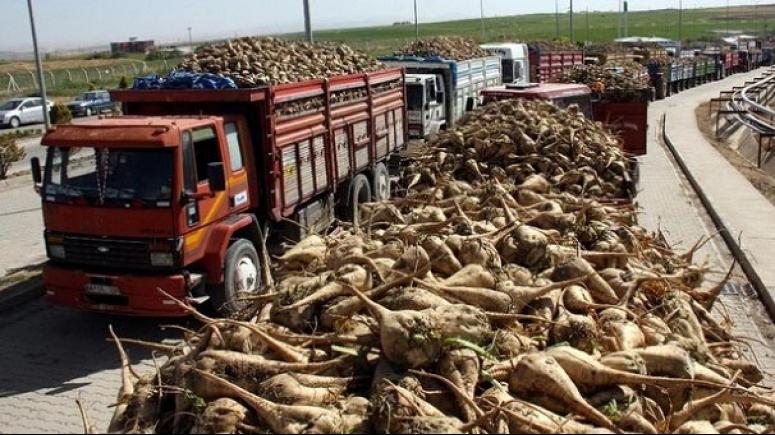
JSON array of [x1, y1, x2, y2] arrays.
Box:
[[224, 122, 244, 171], [191, 127, 222, 184]]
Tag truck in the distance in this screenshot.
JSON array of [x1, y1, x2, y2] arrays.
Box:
[[480, 43, 531, 85], [30, 68, 407, 317], [380, 55, 502, 139]]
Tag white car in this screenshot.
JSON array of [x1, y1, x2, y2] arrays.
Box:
[[0, 97, 54, 129]]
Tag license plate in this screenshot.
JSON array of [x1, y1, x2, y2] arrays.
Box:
[[85, 284, 122, 297]]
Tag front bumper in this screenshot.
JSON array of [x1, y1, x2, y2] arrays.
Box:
[[43, 264, 193, 317]]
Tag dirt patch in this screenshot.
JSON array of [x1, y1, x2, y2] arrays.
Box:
[[695, 102, 775, 207]]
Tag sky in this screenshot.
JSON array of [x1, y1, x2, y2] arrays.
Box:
[[0, 0, 764, 52]]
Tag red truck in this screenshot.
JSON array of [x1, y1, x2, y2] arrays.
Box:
[[528, 45, 584, 83], [31, 68, 407, 316]]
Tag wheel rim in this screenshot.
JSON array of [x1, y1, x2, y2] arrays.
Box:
[[86, 108, 92, 117], [377, 172, 389, 200], [10, 118, 19, 128], [233, 256, 259, 296]]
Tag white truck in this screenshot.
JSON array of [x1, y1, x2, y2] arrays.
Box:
[[381, 55, 502, 139], [480, 42, 531, 85]]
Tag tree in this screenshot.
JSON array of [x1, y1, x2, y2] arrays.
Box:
[[0, 135, 26, 180], [118, 76, 129, 89], [50, 103, 73, 125]]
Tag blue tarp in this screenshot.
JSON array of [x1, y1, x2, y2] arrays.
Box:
[[133, 71, 238, 90]]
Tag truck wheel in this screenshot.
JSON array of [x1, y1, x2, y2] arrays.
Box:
[[372, 163, 390, 202], [9, 117, 20, 129], [85, 107, 93, 117], [343, 173, 371, 224], [210, 239, 262, 315]]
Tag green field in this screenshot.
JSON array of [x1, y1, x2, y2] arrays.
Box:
[[2, 4, 775, 98], [301, 5, 775, 56]]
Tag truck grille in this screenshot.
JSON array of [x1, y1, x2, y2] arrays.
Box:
[[64, 236, 150, 269]]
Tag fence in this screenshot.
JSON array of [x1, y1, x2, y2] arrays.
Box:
[[0, 59, 178, 98]]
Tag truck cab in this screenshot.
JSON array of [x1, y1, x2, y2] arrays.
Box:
[[481, 43, 530, 85], [406, 73, 446, 138], [36, 116, 258, 316]]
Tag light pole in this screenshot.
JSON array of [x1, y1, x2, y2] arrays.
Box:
[[480, 0, 485, 40], [555, 0, 560, 39], [26, 0, 50, 131], [618, 0, 622, 39], [188, 27, 193, 47], [569, 0, 575, 43], [303, 0, 313, 43], [414, 0, 419, 40]]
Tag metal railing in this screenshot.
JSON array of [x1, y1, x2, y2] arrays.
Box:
[[724, 67, 775, 167]]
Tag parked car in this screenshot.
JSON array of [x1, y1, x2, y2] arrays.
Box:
[[0, 97, 54, 129], [66, 90, 114, 117]]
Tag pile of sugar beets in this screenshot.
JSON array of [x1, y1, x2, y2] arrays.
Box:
[[106, 100, 775, 434]]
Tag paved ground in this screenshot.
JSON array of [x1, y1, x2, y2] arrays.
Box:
[[0, 302, 189, 433], [639, 68, 775, 377], [1, 71, 775, 433], [659, 69, 775, 300], [0, 177, 45, 276]]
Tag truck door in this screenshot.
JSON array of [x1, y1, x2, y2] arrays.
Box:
[[432, 76, 446, 130], [181, 126, 229, 232], [221, 117, 256, 212]]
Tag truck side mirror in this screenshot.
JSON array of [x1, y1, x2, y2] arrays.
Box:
[[207, 162, 226, 193], [31, 157, 42, 185]]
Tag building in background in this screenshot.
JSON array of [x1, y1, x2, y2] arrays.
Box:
[[110, 37, 155, 55]]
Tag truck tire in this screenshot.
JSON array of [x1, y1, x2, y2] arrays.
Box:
[[343, 173, 371, 224], [372, 163, 390, 202], [9, 117, 20, 129], [209, 239, 262, 315]]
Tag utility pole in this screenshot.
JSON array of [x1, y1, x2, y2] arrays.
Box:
[[303, 0, 313, 43], [623, 1, 629, 38], [618, 0, 622, 39], [26, 0, 50, 131], [555, 0, 560, 39], [726, 0, 730, 35], [187, 27, 193, 47], [678, 0, 683, 42], [480, 0, 485, 40], [414, 0, 419, 40], [586, 6, 590, 43], [569, 0, 574, 43]]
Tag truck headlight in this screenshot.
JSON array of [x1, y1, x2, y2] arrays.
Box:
[[49, 245, 66, 259], [150, 252, 174, 267]]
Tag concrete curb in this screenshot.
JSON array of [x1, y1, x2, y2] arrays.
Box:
[[661, 115, 775, 321], [0, 276, 44, 313]]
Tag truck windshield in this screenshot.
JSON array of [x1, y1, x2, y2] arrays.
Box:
[[43, 147, 174, 207], [407, 84, 424, 111]]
